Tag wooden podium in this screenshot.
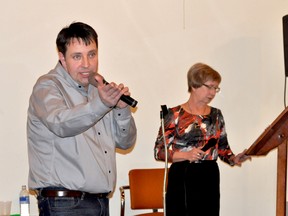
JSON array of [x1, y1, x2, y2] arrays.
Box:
[[246, 107, 288, 216]]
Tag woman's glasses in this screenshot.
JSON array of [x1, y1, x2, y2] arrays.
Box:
[[202, 84, 220, 93]]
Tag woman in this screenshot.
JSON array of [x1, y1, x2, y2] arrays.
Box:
[[154, 63, 250, 216]]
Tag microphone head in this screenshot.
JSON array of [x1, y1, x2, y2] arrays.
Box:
[[88, 72, 99, 87], [89, 72, 107, 87], [161, 105, 168, 117]]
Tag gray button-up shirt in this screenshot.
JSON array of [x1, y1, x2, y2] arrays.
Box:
[[27, 62, 137, 193]]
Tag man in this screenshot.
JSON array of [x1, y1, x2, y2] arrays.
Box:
[[27, 22, 137, 216]]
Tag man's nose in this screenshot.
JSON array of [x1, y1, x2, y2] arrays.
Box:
[[82, 56, 90, 68]]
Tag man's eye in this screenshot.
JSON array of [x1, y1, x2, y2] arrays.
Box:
[[73, 55, 81, 60], [89, 52, 96, 58]]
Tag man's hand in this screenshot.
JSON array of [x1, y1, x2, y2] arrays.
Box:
[[92, 74, 131, 109]]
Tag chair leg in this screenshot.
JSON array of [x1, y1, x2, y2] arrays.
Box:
[[119, 185, 130, 216]]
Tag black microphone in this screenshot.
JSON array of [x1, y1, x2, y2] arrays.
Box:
[[89, 74, 138, 108], [102, 79, 138, 108]]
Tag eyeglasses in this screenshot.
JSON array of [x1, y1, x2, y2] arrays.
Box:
[[202, 84, 221, 93]]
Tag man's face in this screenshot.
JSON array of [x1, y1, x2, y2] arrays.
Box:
[[59, 38, 98, 89]]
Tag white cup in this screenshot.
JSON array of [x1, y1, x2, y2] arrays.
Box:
[[0, 201, 12, 216]]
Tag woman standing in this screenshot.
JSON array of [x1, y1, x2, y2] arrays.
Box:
[[154, 63, 250, 216]]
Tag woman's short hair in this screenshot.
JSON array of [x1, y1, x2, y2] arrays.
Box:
[[187, 63, 221, 92]]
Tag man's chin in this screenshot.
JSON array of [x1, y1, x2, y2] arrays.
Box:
[[79, 79, 89, 88]]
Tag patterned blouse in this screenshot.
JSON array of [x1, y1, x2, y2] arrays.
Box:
[[154, 105, 235, 165]]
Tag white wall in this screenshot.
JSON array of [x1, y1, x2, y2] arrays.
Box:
[[0, 0, 287, 215]]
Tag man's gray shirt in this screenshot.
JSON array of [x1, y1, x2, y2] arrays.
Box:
[[27, 62, 137, 193]]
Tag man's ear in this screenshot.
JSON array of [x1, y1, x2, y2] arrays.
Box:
[[58, 52, 66, 66]]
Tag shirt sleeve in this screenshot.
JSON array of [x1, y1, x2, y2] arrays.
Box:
[[30, 76, 113, 138], [216, 110, 235, 166], [112, 107, 137, 150]]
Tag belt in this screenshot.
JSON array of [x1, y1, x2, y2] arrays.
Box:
[[39, 189, 109, 199], [188, 159, 217, 164]]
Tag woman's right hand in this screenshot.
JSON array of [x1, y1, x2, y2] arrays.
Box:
[[173, 147, 204, 163]]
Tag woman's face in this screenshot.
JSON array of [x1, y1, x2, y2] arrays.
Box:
[[193, 80, 220, 104]]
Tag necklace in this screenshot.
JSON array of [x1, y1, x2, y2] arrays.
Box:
[[186, 102, 208, 118]]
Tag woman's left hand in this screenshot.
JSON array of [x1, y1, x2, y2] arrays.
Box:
[[233, 149, 252, 166]]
